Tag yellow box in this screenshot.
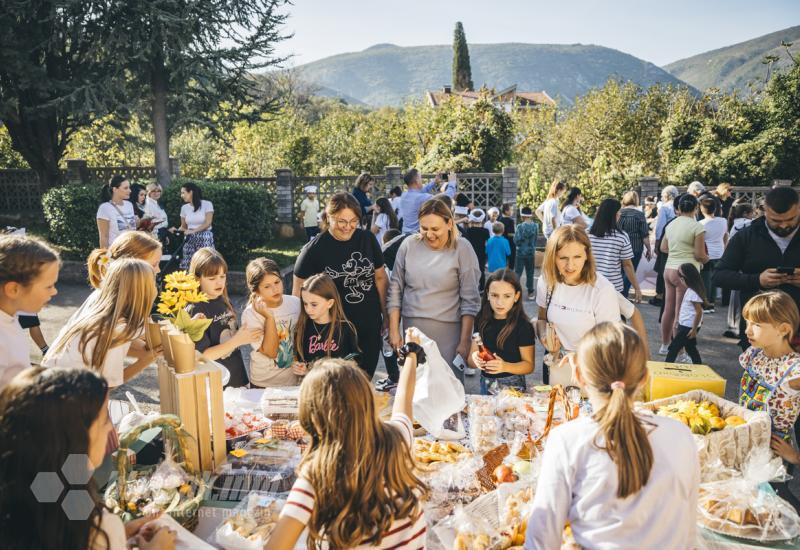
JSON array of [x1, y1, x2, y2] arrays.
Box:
[[644, 361, 726, 402]]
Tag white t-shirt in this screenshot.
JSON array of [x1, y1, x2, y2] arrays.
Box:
[[541, 198, 562, 237], [96, 201, 136, 247], [589, 231, 634, 292], [536, 273, 622, 352], [180, 200, 214, 231], [730, 218, 752, 238], [281, 413, 426, 549], [484, 219, 498, 233], [44, 322, 132, 388], [700, 217, 728, 260], [390, 196, 401, 214], [240, 296, 302, 388], [526, 413, 699, 550], [300, 197, 320, 228], [373, 213, 390, 244], [562, 204, 583, 225], [91, 510, 127, 550], [679, 288, 704, 328], [0, 310, 30, 388], [143, 197, 168, 231]]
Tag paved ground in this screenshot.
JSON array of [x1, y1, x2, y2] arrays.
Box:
[[31, 282, 744, 404]]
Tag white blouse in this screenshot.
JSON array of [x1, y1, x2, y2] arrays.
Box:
[[0, 310, 30, 388]]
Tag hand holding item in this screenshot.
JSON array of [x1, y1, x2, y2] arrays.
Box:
[[482, 356, 506, 375], [389, 325, 404, 350], [771, 435, 800, 465], [543, 324, 561, 354], [759, 268, 788, 289], [471, 350, 486, 370], [292, 362, 308, 376]]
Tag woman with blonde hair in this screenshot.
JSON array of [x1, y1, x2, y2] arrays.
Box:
[[388, 197, 481, 381], [536, 179, 567, 238], [526, 322, 698, 549], [143, 182, 169, 234], [293, 192, 389, 378], [44, 259, 159, 387]]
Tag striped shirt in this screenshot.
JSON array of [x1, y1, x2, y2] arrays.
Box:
[[589, 231, 634, 292], [617, 208, 649, 257], [281, 413, 426, 549]]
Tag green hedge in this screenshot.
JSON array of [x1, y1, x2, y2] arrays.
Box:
[[42, 178, 275, 263]]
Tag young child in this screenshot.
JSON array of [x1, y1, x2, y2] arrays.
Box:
[[484, 206, 500, 233], [526, 322, 698, 549], [739, 291, 800, 441], [293, 273, 360, 375], [267, 331, 427, 549], [299, 185, 321, 241], [514, 206, 539, 300], [0, 235, 60, 388], [240, 258, 302, 388], [665, 263, 709, 364], [187, 248, 261, 387], [486, 222, 511, 273], [465, 208, 490, 291], [44, 259, 157, 387], [468, 269, 534, 395]]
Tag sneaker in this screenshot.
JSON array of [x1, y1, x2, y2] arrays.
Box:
[[658, 344, 670, 356], [527, 293, 536, 301], [649, 297, 664, 307], [676, 352, 692, 364], [374, 377, 397, 392], [703, 307, 715, 314], [723, 330, 739, 339], [465, 366, 477, 376]]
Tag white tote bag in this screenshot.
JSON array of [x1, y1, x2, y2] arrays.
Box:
[[408, 327, 466, 440]]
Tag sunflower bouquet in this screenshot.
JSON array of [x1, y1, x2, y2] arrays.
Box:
[[157, 271, 212, 342]]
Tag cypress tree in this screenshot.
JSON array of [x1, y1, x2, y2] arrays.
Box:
[[452, 22, 474, 92]]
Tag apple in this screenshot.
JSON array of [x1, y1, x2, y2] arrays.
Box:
[[493, 464, 517, 484], [512, 460, 532, 476]]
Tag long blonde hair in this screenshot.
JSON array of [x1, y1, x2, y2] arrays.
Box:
[[415, 197, 458, 249], [86, 231, 161, 288], [189, 248, 236, 320], [298, 359, 427, 547], [742, 291, 800, 346], [46, 259, 157, 371], [295, 274, 358, 362], [541, 225, 597, 291], [577, 322, 653, 499], [546, 179, 566, 199]]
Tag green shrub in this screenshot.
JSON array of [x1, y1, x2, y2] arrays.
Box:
[[42, 178, 275, 264]]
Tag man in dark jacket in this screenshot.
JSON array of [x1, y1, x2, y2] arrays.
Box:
[[713, 186, 800, 350]]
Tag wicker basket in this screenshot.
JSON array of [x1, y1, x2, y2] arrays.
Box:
[[104, 414, 208, 530]]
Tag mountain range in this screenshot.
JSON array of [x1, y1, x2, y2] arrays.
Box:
[[291, 25, 799, 107]]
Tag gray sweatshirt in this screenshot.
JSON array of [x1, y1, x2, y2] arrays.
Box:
[[388, 235, 481, 323]]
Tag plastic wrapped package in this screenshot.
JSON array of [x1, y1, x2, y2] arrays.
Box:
[[435, 501, 499, 550], [214, 492, 286, 550], [495, 392, 539, 443], [697, 448, 800, 542], [259, 386, 300, 420], [468, 396, 501, 453], [414, 438, 472, 471], [422, 455, 485, 524]]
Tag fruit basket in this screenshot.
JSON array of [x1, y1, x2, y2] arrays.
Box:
[[643, 390, 770, 469]]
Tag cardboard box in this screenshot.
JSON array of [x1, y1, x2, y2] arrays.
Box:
[[644, 361, 726, 402]]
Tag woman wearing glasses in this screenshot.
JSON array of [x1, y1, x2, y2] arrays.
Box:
[[292, 193, 389, 378]]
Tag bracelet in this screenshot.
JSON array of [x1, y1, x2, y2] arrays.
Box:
[[398, 342, 425, 366]]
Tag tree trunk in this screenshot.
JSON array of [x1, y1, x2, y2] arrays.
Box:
[[151, 55, 171, 187], [4, 117, 65, 189]]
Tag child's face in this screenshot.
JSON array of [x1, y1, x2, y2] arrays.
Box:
[[487, 280, 519, 318], [145, 249, 162, 275], [745, 318, 791, 349], [8, 261, 60, 313], [199, 270, 227, 299], [301, 290, 334, 322], [257, 273, 284, 305]]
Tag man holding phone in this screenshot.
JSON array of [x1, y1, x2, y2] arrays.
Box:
[[714, 186, 800, 350]]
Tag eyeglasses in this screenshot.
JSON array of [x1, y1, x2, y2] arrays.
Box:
[[332, 217, 360, 229], [150, 190, 162, 195]]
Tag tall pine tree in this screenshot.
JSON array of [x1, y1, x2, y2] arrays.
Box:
[[452, 22, 473, 92]]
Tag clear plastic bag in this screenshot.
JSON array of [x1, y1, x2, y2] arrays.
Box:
[[214, 492, 287, 550], [467, 395, 500, 453], [259, 386, 301, 420], [697, 447, 799, 541], [422, 455, 485, 524]]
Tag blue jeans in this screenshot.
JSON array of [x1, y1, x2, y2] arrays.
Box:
[[514, 254, 535, 294], [622, 250, 643, 298], [480, 374, 527, 395]]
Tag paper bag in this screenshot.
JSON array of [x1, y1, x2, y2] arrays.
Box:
[[159, 321, 175, 366], [409, 327, 466, 440], [169, 331, 196, 374], [146, 319, 162, 349]]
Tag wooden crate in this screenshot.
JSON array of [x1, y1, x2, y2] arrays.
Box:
[[157, 356, 226, 472]]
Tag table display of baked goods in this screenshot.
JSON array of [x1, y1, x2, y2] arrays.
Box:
[[214, 492, 285, 550], [654, 399, 745, 435]]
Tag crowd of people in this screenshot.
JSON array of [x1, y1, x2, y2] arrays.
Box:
[[0, 171, 799, 548]]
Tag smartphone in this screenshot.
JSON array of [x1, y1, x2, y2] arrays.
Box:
[[452, 354, 467, 373], [776, 266, 795, 275]]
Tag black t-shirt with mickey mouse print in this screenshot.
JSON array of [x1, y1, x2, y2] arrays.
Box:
[[294, 229, 385, 328]]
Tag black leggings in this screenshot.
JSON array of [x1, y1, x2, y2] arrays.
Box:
[[353, 320, 380, 380], [665, 325, 702, 364]]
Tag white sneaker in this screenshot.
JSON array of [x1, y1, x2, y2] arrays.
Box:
[[465, 366, 477, 376], [658, 344, 670, 356], [676, 352, 692, 364]]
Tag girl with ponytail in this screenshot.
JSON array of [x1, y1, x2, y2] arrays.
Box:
[[525, 322, 699, 550]]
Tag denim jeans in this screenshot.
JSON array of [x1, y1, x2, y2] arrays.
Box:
[[480, 374, 527, 395], [514, 254, 535, 294], [622, 250, 643, 299]]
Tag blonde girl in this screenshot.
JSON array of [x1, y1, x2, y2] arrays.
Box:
[[0, 236, 60, 387], [536, 179, 567, 238], [267, 334, 427, 549], [240, 258, 301, 387], [186, 248, 260, 388], [293, 273, 359, 374], [143, 182, 169, 233], [44, 259, 158, 387], [526, 322, 698, 549], [87, 230, 162, 289]]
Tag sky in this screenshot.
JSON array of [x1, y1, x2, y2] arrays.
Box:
[[274, 0, 800, 67]]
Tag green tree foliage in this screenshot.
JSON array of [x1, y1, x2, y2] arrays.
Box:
[[452, 22, 474, 92]]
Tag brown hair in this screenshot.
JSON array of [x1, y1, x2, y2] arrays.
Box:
[[298, 359, 426, 547], [295, 273, 358, 362], [621, 191, 639, 207], [321, 193, 362, 232], [743, 291, 800, 345], [476, 269, 529, 349], [577, 322, 653, 498], [86, 231, 161, 288], [0, 235, 60, 286], [541, 225, 597, 290], [245, 257, 282, 305], [46, 259, 157, 371], [546, 179, 567, 199], [189, 248, 236, 320], [354, 172, 374, 191], [416, 198, 458, 249]]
